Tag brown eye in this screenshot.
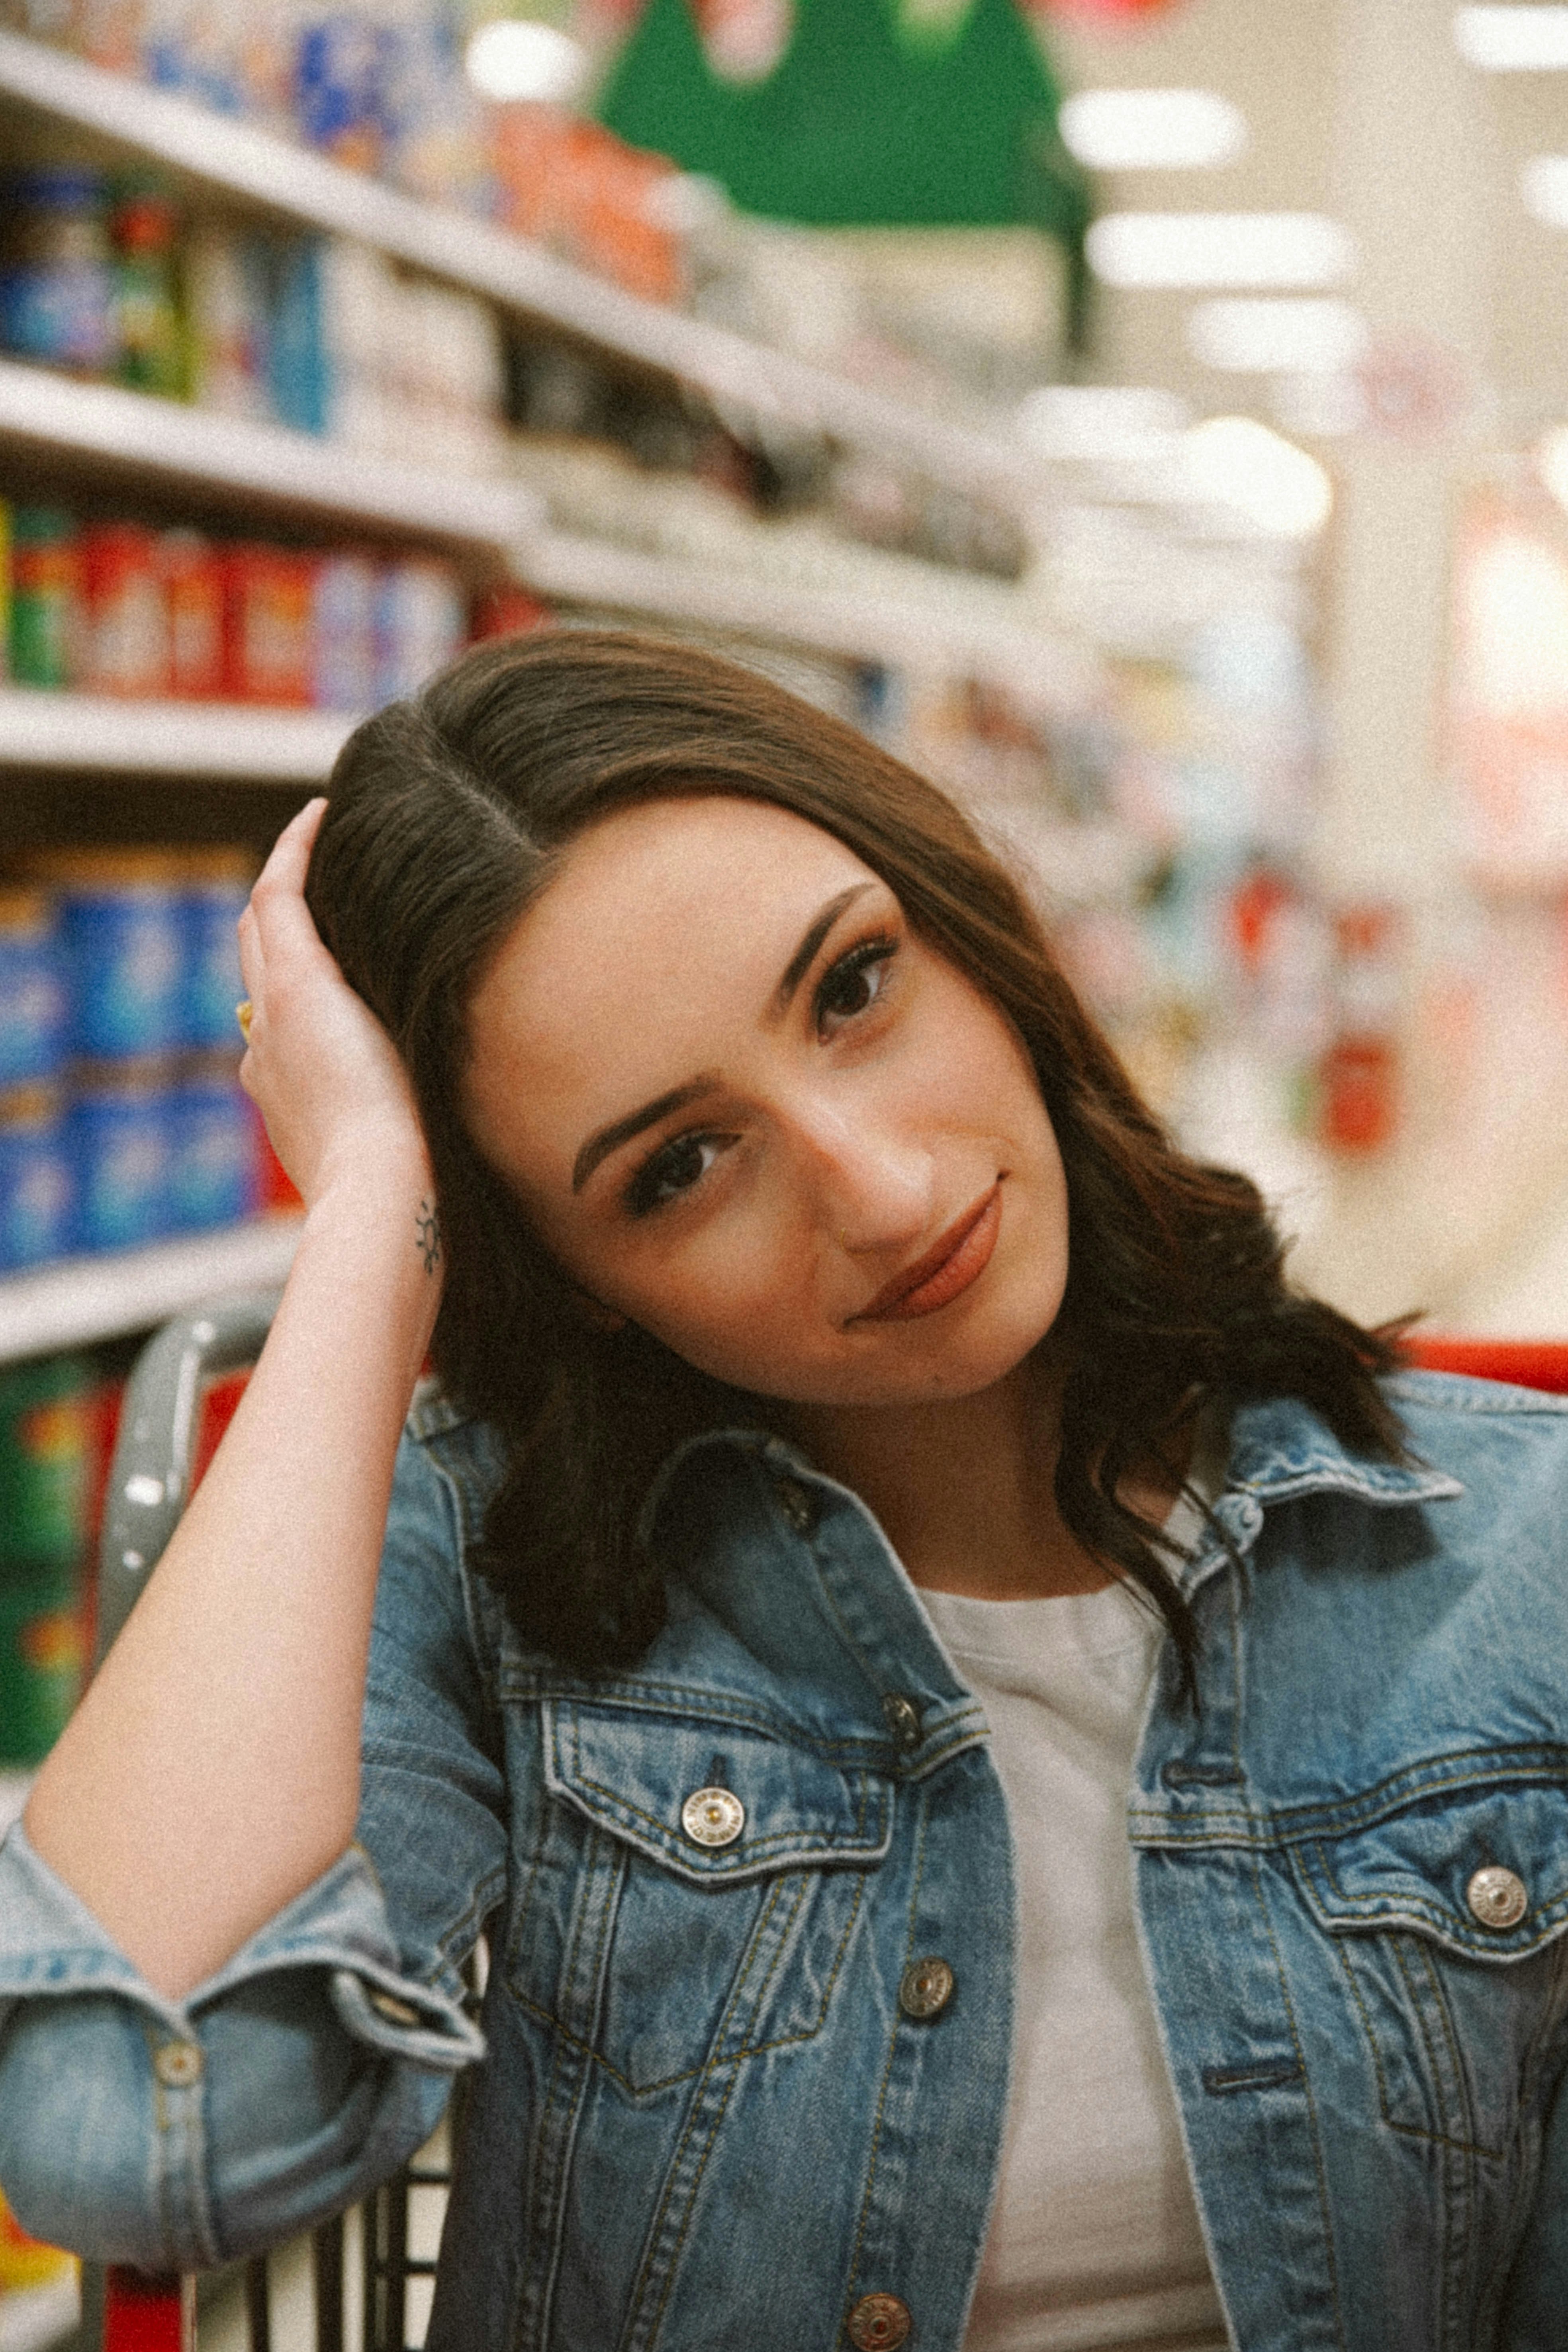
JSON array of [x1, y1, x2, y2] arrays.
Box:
[[815, 937, 897, 1036], [625, 1132, 727, 1217]]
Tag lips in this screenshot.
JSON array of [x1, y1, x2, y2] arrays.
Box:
[[849, 1182, 1003, 1324]]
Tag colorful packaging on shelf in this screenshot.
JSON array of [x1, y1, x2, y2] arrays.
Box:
[[312, 549, 378, 709], [30, 849, 184, 1059], [222, 543, 319, 702], [0, 886, 67, 1087], [0, 167, 116, 373], [183, 225, 275, 423], [0, 496, 10, 681], [295, 14, 386, 175], [67, 1055, 173, 1252], [110, 177, 185, 397], [0, 2188, 78, 2296], [471, 584, 552, 643], [9, 507, 81, 690], [0, 1558, 87, 1765], [161, 527, 227, 698], [176, 847, 253, 1047], [79, 520, 171, 697], [268, 237, 333, 437], [0, 1354, 94, 1569], [374, 556, 464, 702], [168, 1052, 258, 1231], [0, 1084, 74, 1274]]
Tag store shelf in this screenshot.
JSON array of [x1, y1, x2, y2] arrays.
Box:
[[0, 690, 354, 779], [0, 29, 1037, 505], [0, 359, 545, 550], [529, 529, 1097, 701], [0, 1215, 302, 1361]]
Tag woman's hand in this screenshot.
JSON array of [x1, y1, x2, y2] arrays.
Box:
[[238, 798, 431, 1211]]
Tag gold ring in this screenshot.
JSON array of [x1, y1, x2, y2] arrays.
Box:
[[236, 999, 253, 1042]]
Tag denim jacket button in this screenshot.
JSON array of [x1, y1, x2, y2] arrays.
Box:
[[848, 2293, 912, 2348], [882, 1694, 922, 1751], [681, 1786, 746, 1847], [899, 1957, 955, 2020], [1466, 1864, 1529, 1930], [774, 1474, 818, 1535], [368, 1989, 423, 2028], [153, 2039, 203, 2088]]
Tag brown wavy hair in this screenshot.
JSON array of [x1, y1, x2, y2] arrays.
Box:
[[306, 628, 1406, 1686]]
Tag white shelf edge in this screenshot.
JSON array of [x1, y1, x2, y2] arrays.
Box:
[[0, 359, 545, 548], [528, 530, 1100, 702], [0, 1215, 303, 1360], [0, 690, 355, 779], [0, 29, 1038, 504]]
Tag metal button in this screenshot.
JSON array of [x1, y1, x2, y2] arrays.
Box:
[[153, 2039, 203, 2088], [368, 1988, 422, 2028], [883, 1693, 922, 1751], [899, 1956, 955, 2021], [848, 2292, 912, 2349], [681, 1785, 746, 1848], [1467, 1865, 1529, 1931], [775, 1473, 818, 1535]]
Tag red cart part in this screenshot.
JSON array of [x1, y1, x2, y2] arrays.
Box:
[[103, 2268, 193, 2351], [1401, 1336, 1568, 1393]]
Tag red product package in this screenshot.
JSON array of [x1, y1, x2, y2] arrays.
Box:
[[221, 544, 318, 704], [470, 584, 552, 643], [79, 521, 169, 697], [161, 528, 226, 698]]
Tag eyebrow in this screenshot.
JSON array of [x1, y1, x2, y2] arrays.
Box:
[[570, 882, 878, 1195]]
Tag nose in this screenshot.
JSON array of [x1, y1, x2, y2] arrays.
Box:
[[789, 1095, 934, 1258]]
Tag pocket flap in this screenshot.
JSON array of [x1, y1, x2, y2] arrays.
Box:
[[543, 1698, 892, 1885], [1294, 1781, 1568, 1961]]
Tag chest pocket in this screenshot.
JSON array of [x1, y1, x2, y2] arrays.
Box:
[[1291, 1775, 1568, 2158], [505, 1696, 891, 2097]]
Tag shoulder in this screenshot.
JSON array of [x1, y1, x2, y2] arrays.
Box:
[[1382, 1366, 1568, 1502]]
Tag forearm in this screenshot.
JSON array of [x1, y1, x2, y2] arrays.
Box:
[[24, 1163, 442, 2001]]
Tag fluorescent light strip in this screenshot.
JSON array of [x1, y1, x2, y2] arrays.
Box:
[[1058, 88, 1247, 170], [1188, 297, 1369, 373], [1455, 5, 1568, 68], [1087, 213, 1356, 291]]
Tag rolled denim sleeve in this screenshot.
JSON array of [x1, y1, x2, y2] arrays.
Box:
[[0, 1423, 507, 2270]]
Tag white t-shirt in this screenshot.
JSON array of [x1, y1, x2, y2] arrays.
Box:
[[920, 1490, 1229, 2352]]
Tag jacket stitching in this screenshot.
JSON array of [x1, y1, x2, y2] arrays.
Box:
[[565, 1764, 884, 1860], [843, 1790, 926, 2325], [1308, 1833, 1568, 1956], [507, 1869, 870, 2096], [1328, 1929, 1502, 2158], [1129, 1748, 1568, 1847], [518, 1678, 985, 1764], [1247, 1849, 1350, 2350]]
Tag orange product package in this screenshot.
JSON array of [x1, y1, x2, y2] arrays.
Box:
[[221, 544, 318, 705], [78, 522, 170, 699]]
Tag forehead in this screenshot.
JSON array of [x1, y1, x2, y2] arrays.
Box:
[[464, 795, 880, 1174]]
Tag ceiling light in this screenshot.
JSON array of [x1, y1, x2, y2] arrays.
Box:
[[1184, 417, 1333, 537], [1058, 89, 1247, 170], [465, 19, 588, 104], [1188, 298, 1369, 373], [1522, 155, 1568, 224], [1016, 384, 1188, 461], [1455, 5, 1568, 68], [1086, 213, 1356, 290]]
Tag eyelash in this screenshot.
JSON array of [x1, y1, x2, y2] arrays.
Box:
[[622, 930, 901, 1219]]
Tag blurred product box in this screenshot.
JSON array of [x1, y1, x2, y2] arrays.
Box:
[[68, 1055, 172, 1252], [110, 176, 184, 397], [313, 548, 378, 710], [0, 1352, 93, 1766], [0, 1084, 73, 1272], [8, 506, 80, 689], [0, 166, 116, 374], [0, 886, 67, 1087], [80, 519, 170, 696], [162, 526, 227, 697], [27, 848, 186, 1059], [221, 542, 319, 702], [177, 847, 252, 1046]]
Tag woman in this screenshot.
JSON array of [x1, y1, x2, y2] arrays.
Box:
[[1, 633, 1565, 2352]]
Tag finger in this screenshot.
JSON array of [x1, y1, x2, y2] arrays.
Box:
[[249, 798, 334, 967]]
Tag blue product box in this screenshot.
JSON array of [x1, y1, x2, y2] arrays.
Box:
[[177, 860, 252, 1050], [168, 1063, 257, 1232], [68, 1066, 172, 1254], [0, 891, 68, 1090], [0, 1087, 74, 1273], [53, 867, 184, 1060]]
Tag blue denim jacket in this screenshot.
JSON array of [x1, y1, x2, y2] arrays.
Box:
[[3, 1369, 1568, 2351]]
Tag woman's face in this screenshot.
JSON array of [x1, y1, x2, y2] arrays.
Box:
[[462, 795, 1069, 1407]]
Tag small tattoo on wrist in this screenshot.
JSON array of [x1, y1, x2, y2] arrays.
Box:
[[415, 1198, 442, 1275]]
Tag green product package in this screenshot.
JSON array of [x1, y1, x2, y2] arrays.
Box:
[[0, 1558, 85, 1765], [0, 1354, 94, 1569]]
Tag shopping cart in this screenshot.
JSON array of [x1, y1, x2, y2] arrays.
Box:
[[84, 1296, 465, 2352], [74, 1315, 1568, 2349]]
